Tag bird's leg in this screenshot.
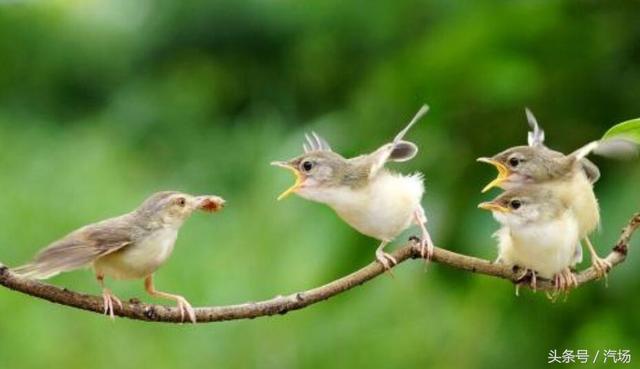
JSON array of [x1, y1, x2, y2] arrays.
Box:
[[96, 274, 122, 320], [531, 270, 537, 292], [514, 268, 526, 296], [560, 268, 578, 303], [583, 237, 611, 283], [514, 268, 538, 294], [144, 275, 196, 323], [375, 241, 397, 271], [413, 206, 435, 261]]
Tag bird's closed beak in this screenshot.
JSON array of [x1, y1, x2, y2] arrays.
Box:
[[478, 201, 509, 213], [271, 161, 303, 201], [477, 157, 510, 193], [195, 196, 225, 212]]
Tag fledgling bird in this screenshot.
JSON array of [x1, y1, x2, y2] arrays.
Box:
[[477, 109, 638, 278], [478, 186, 581, 292], [13, 191, 225, 322], [271, 105, 435, 269]]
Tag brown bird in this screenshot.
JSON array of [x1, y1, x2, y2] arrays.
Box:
[[13, 191, 225, 322]]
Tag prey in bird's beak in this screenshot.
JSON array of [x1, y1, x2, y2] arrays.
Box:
[[271, 161, 304, 200], [477, 157, 510, 193], [478, 201, 509, 213], [195, 196, 226, 212]]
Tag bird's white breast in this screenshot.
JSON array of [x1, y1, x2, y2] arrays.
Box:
[[305, 172, 425, 242], [496, 210, 579, 279], [93, 227, 179, 280]]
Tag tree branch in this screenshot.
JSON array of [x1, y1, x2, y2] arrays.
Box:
[[0, 213, 638, 324]]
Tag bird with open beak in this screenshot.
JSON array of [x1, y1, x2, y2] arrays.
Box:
[[479, 185, 582, 294], [13, 191, 225, 322], [477, 109, 638, 279], [271, 105, 435, 270]]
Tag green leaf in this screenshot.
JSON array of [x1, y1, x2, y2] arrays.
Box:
[[603, 118, 640, 143]]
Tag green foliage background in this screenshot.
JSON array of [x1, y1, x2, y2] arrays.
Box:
[[0, 1, 639, 368]]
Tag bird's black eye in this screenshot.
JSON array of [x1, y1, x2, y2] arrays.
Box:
[[301, 160, 314, 172], [510, 199, 522, 210], [509, 157, 520, 167], [176, 197, 186, 207]]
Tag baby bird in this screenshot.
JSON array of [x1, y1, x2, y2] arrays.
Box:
[[13, 191, 225, 322], [271, 105, 434, 269], [478, 186, 581, 292], [478, 109, 638, 278]]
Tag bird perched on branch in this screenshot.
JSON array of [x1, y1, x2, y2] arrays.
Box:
[[13, 191, 225, 322], [271, 105, 435, 270], [478, 185, 581, 293], [478, 109, 638, 280]]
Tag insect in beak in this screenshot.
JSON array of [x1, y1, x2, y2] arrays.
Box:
[[271, 161, 304, 201], [196, 196, 226, 212], [477, 157, 511, 193], [478, 201, 509, 213]]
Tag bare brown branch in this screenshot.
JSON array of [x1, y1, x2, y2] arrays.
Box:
[[0, 212, 638, 324]]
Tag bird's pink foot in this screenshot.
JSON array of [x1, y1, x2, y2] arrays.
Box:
[[101, 289, 123, 320], [591, 256, 612, 282], [375, 249, 397, 271], [420, 238, 435, 261], [553, 268, 577, 294], [174, 295, 196, 324], [413, 209, 435, 261], [144, 275, 196, 324]]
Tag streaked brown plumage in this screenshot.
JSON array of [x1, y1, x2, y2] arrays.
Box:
[[14, 191, 225, 322]]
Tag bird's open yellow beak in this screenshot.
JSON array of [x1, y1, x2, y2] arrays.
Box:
[[477, 157, 510, 193], [271, 161, 303, 200], [478, 201, 509, 213]]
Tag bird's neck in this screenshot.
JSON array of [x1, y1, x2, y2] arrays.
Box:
[[297, 184, 359, 208], [138, 214, 184, 232]]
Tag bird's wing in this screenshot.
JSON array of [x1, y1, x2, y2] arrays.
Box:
[[570, 137, 638, 161], [12, 216, 135, 280], [525, 108, 546, 148], [368, 105, 429, 178], [580, 158, 601, 184], [572, 242, 584, 266], [303, 131, 332, 153]]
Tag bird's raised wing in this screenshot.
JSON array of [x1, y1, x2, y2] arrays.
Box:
[[13, 216, 135, 280], [526, 108, 546, 148], [303, 132, 332, 153], [580, 158, 601, 184], [570, 137, 639, 161], [558, 137, 637, 185], [367, 105, 429, 178]]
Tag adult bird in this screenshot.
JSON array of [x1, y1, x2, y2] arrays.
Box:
[[13, 191, 225, 322]]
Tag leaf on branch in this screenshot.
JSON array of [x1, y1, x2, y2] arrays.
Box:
[[603, 118, 640, 144]]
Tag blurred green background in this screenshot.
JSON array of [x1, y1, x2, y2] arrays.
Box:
[[1, 0, 639, 368]]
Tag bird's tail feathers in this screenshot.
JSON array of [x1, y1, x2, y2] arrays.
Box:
[[12, 263, 63, 280], [12, 243, 99, 280]]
